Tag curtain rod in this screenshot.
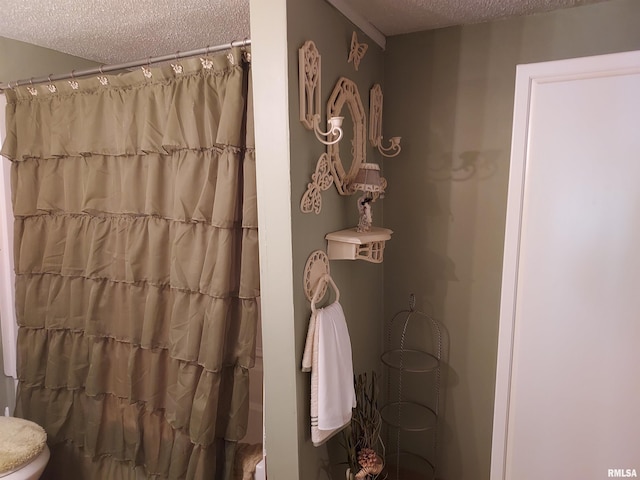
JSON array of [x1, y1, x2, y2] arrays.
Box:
[[0, 38, 251, 92]]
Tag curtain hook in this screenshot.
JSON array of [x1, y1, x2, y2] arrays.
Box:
[[97, 65, 109, 86], [241, 37, 251, 63], [68, 70, 79, 89], [172, 51, 184, 74], [142, 58, 152, 79], [46, 74, 58, 93], [201, 46, 214, 70], [27, 77, 38, 94]]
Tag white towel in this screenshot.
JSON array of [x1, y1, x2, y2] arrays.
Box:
[[302, 301, 356, 446]]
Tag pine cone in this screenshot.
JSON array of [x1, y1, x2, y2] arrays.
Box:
[[356, 448, 383, 477], [357, 448, 377, 468]]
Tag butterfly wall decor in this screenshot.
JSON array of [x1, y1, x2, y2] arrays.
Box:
[[300, 153, 334, 214], [348, 31, 368, 71]]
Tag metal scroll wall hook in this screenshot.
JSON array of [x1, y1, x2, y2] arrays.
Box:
[[298, 40, 344, 147], [376, 136, 402, 158], [369, 83, 402, 158], [312, 114, 344, 146]]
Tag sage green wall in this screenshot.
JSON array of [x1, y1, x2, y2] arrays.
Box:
[[383, 0, 640, 478], [0, 36, 99, 85], [0, 36, 98, 415], [287, 1, 386, 478], [250, 0, 386, 477]]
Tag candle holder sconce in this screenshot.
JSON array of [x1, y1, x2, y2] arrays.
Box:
[[369, 84, 401, 158]]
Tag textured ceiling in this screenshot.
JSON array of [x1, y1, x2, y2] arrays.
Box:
[[0, 0, 251, 64], [0, 0, 609, 65], [339, 0, 608, 36]]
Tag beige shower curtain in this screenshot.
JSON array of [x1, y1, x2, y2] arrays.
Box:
[[0, 47, 259, 479]]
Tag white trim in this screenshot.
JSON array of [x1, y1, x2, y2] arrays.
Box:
[[0, 93, 17, 379], [489, 63, 532, 480], [490, 49, 640, 480], [325, 0, 386, 49], [250, 0, 299, 478]]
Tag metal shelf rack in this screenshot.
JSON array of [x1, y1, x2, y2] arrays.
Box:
[[382, 295, 443, 480]]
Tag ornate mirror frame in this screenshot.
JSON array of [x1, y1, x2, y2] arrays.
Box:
[[327, 77, 366, 195]]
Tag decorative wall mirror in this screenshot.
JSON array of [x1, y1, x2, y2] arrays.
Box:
[[327, 77, 366, 195]]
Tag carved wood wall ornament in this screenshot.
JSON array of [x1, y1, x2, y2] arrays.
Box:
[[299, 40, 321, 130], [348, 31, 368, 72], [303, 250, 331, 302], [369, 83, 402, 157], [327, 77, 367, 195], [301, 153, 334, 214]]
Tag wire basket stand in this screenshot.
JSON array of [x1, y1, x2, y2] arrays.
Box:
[[381, 294, 442, 479]]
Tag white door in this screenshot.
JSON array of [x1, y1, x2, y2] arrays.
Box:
[[491, 51, 640, 480]]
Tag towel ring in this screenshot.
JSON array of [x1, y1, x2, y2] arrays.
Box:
[[311, 274, 340, 313], [303, 250, 330, 301]]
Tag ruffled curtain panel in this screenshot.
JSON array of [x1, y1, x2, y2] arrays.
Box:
[[1, 47, 259, 479]]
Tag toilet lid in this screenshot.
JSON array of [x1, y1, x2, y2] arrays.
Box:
[[0, 417, 47, 475]]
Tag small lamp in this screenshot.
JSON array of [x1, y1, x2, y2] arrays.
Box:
[[350, 163, 385, 233]]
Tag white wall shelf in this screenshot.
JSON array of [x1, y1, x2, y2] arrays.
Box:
[[325, 226, 392, 263]]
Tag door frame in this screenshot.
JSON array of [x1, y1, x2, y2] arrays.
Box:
[[490, 49, 640, 480]]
